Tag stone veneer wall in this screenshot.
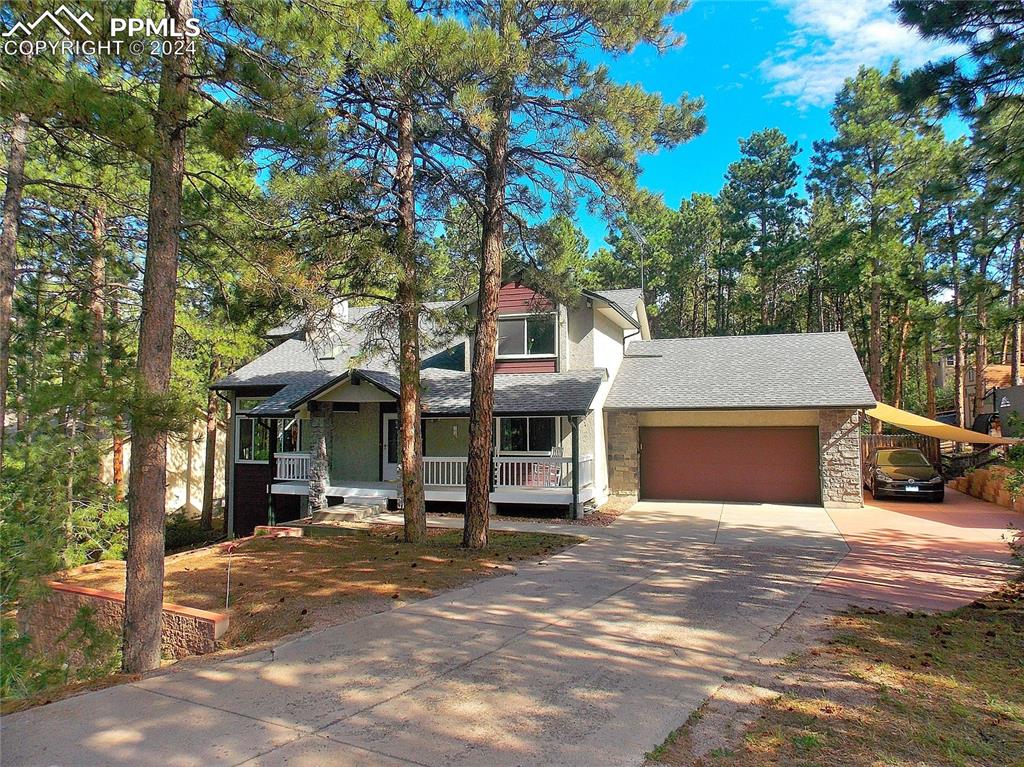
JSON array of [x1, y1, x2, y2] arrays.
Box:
[[606, 411, 639, 499], [818, 408, 864, 508], [19, 582, 229, 662]]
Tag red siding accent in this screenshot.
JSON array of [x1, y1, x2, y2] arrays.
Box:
[[495, 359, 557, 373], [497, 282, 553, 314]]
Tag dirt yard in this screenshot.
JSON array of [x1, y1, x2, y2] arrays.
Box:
[[59, 527, 583, 650]]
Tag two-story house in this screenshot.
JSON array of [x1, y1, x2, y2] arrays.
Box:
[[213, 280, 875, 537]]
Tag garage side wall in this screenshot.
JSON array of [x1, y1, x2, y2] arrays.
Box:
[[606, 411, 639, 500], [819, 408, 863, 508]]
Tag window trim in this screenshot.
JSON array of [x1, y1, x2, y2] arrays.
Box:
[[234, 415, 303, 464], [496, 313, 558, 360], [495, 416, 561, 456]]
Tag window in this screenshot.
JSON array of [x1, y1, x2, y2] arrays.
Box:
[[235, 417, 302, 462], [497, 417, 558, 454], [497, 315, 556, 357]]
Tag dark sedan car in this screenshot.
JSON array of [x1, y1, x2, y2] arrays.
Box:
[[865, 448, 945, 501]]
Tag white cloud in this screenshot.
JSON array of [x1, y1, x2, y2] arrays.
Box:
[[762, 0, 963, 109]]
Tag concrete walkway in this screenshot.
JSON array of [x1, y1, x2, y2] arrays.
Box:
[[5, 503, 847, 767]]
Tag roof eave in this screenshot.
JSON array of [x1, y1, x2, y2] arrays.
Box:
[[582, 289, 640, 329], [603, 402, 876, 412]]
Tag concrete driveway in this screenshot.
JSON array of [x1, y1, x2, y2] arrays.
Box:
[[5, 502, 846, 767], [820, 488, 1021, 610]]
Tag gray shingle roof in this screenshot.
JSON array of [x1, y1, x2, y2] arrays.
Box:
[[605, 332, 875, 411], [242, 368, 604, 417], [591, 288, 643, 319], [420, 369, 605, 415], [212, 303, 463, 410]]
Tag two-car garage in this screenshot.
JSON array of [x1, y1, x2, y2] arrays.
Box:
[[603, 334, 879, 509], [639, 424, 821, 505]]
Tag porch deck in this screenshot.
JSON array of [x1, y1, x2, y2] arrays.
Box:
[[271, 452, 597, 507]]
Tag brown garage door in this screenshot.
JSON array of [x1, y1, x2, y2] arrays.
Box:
[[639, 426, 821, 504]]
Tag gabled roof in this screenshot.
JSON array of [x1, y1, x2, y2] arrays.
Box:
[[589, 288, 643, 318], [212, 303, 463, 405], [604, 332, 875, 411]]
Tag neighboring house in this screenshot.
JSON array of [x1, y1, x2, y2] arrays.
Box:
[[213, 281, 874, 537], [932, 348, 1015, 424], [100, 417, 228, 516]]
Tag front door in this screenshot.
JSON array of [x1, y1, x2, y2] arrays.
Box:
[[382, 414, 399, 481]]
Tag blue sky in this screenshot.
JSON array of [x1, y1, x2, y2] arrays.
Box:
[[575, 0, 962, 252]]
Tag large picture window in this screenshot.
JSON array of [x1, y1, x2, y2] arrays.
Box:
[[497, 417, 558, 454], [235, 416, 302, 462], [497, 315, 556, 357]]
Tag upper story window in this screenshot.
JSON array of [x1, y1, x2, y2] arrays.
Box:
[[497, 314, 556, 358]]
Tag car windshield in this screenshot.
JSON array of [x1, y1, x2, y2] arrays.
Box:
[[876, 449, 931, 468]]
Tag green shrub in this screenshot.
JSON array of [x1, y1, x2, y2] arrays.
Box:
[[165, 510, 222, 553]]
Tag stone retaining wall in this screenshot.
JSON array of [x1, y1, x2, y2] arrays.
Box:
[[19, 582, 229, 662], [949, 466, 1024, 513]]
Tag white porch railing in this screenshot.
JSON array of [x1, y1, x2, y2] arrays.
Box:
[[422, 456, 468, 486], [275, 452, 312, 480], [275, 452, 595, 490], [490, 454, 595, 489]]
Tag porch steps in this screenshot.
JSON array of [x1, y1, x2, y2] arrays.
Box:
[[307, 503, 383, 524]]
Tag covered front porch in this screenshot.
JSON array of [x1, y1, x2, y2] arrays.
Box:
[[272, 450, 597, 509]]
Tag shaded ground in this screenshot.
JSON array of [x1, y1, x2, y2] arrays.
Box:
[[647, 579, 1024, 767], [59, 528, 583, 649]]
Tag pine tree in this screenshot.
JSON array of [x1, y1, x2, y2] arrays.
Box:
[[449, 0, 705, 547]]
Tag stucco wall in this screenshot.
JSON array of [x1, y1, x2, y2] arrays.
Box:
[[818, 408, 864, 508], [331, 403, 380, 482], [103, 418, 227, 515], [593, 310, 626, 377], [637, 410, 820, 427], [566, 303, 594, 371]]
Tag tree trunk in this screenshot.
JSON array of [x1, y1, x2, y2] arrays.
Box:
[[869, 253, 883, 432], [123, 0, 192, 674], [950, 208, 967, 430], [200, 358, 219, 530], [86, 205, 107, 475], [0, 112, 29, 473], [1012, 215, 1022, 386], [974, 239, 992, 421], [463, 84, 511, 550], [395, 105, 426, 543], [924, 335, 936, 419], [892, 304, 911, 410]]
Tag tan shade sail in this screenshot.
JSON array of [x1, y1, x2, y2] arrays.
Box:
[[865, 402, 1019, 445]]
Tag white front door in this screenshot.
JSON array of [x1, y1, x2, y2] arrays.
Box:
[[382, 414, 399, 481]]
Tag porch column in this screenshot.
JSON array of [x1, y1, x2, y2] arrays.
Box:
[[308, 402, 331, 514], [570, 416, 581, 519]]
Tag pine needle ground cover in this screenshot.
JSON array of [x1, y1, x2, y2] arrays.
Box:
[[58, 527, 583, 649], [649, 580, 1024, 767]]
